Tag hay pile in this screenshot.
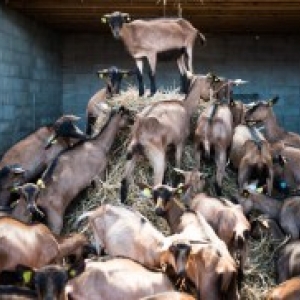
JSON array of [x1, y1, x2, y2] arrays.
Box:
[[64, 86, 279, 300]]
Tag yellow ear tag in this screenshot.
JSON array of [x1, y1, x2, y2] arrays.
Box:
[[256, 187, 263, 194], [69, 269, 77, 278], [177, 189, 183, 194], [142, 188, 152, 198], [98, 73, 104, 79], [123, 73, 128, 78], [101, 17, 106, 24], [37, 179, 46, 189], [10, 187, 18, 193], [23, 271, 32, 284]]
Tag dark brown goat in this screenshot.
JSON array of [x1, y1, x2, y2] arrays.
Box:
[[86, 66, 133, 135], [244, 96, 300, 148], [236, 188, 300, 239], [0, 115, 87, 206], [230, 125, 274, 195], [12, 107, 131, 234], [102, 11, 206, 95], [276, 241, 300, 283], [121, 73, 235, 203]]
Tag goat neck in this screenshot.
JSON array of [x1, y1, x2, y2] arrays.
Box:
[[164, 197, 187, 233], [251, 193, 282, 219], [90, 111, 123, 154], [182, 77, 202, 118], [264, 109, 286, 143]]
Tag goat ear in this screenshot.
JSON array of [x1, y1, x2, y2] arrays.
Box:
[[137, 182, 153, 198], [241, 189, 250, 198], [67, 260, 86, 279], [268, 96, 279, 106], [174, 183, 190, 196]]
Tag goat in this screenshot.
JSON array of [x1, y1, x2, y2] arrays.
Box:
[[275, 241, 300, 283], [271, 142, 300, 193], [121, 73, 236, 203], [250, 215, 285, 241], [185, 193, 250, 273], [0, 217, 93, 273], [236, 188, 300, 239], [86, 66, 133, 135], [230, 124, 274, 195], [102, 11, 206, 96], [266, 277, 300, 300], [66, 257, 175, 300], [244, 96, 300, 148], [173, 168, 208, 200], [0, 115, 87, 206], [77, 204, 192, 276], [194, 102, 233, 195], [11, 107, 131, 234], [140, 291, 195, 300], [1, 262, 85, 300], [139, 183, 239, 300]]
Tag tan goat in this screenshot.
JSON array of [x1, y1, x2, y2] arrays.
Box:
[[120, 73, 236, 203], [194, 102, 233, 195], [66, 258, 175, 300], [139, 183, 239, 300], [0, 216, 93, 273], [102, 11, 206, 95], [230, 124, 274, 195], [10, 107, 131, 234], [77, 204, 192, 276]]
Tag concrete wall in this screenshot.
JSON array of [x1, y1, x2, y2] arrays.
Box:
[[63, 33, 300, 132], [0, 5, 62, 154]]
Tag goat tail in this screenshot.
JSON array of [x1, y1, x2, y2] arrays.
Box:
[[198, 31, 206, 45]]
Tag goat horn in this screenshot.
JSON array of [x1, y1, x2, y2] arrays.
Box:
[[231, 79, 248, 86], [173, 168, 186, 175]]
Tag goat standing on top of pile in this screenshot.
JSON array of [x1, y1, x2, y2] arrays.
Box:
[[10, 107, 131, 234], [120, 73, 238, 203], [86, 66, 134, 135], [244, 96, 300, 148], [230, 124, 274, 195], [102, 11, 206, 96]]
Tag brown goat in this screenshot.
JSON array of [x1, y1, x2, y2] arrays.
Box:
[[186, 193, 250, 272], [194, 103, 233, 195], [10, 107, 131, 234], [244, 96, 300, 148], [139, 183, 239, 300], [102, 11, 206, 96], [236, 188, 300, 239], [230, 124, 274, 195], [66, 258, 175, 300], [276, 241, 300, 283], [77, 204, 192, 276], [120, 73, 235, 203], [0, 115, 87, 206], [0, 217, 92, 273], [86, 66, 133, 135], [266, 277, 300, 300]]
